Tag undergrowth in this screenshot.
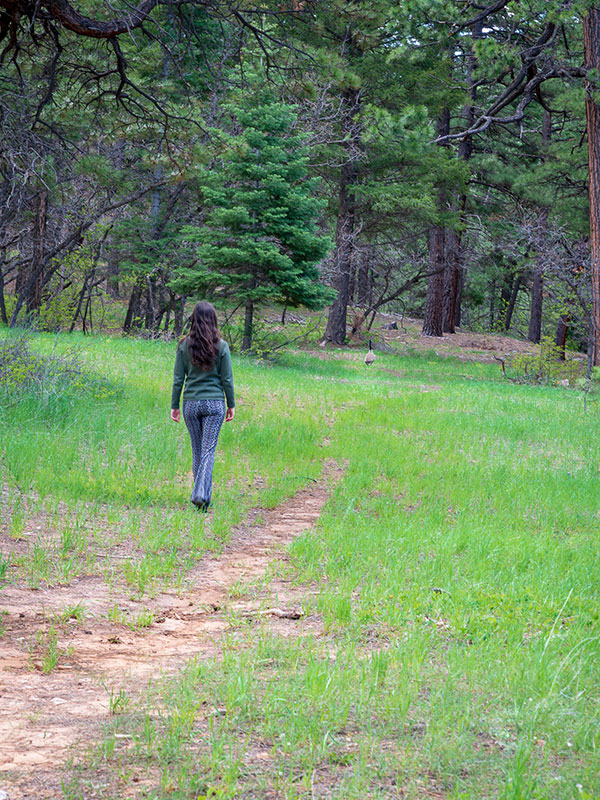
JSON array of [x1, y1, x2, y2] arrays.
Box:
[[0, 332, 118, 410]]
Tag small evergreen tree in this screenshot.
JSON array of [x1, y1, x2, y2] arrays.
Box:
[[173, 100, 333, 350]]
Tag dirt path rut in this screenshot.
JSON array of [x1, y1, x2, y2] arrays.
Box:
[[0, 475, 335, 799]]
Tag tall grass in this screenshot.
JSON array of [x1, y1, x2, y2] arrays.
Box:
[[0, 332, 328, 591], [2, 331, 599, 797]]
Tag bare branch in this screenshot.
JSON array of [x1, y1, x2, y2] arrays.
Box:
[[435, 24, 567, 145], [450, 0, 512, 34], [43, 0, 158, 38]]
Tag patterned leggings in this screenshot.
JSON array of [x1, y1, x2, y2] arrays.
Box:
[[182, 399, 226, 508]]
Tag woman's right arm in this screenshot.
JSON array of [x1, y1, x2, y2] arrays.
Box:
[[218, 341, 235, 413]]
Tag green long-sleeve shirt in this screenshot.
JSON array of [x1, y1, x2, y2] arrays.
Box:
[[171, 338, 235, 410]]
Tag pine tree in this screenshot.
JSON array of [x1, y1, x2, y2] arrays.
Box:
[[173, 99, 332, 350]]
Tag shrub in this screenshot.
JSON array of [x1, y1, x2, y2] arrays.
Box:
[[575, 366, 600, 411], [506, 336, 584, 385], [38, 289, 78, 332], [220, 310, 326, 360], [0, 333, 118, 407]]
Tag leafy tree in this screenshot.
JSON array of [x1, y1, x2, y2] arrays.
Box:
[[173, 99, 333, 350]]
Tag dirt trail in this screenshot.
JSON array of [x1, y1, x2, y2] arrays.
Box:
[[0, 474, 336, 799]]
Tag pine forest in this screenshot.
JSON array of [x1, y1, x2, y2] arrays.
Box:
[[2, 3, 600, 799]]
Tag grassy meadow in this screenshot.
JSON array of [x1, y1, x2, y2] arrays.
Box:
[[1, 330, 599, 798]]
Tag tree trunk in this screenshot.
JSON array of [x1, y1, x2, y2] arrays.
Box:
[[422, 224, 445, 336], [123, 281, 143, 332], [82, 286, 94, 335], [555, 314, 569, 360], [325, 160, 357, 344], [503, 273, 522, 331], [442, 21, 481, 333], [528, 267, 544, 343], [30, 189, 47, 311], [443, 227, 460, 333], [145, 277, 157, 331], [584, 7, 600, 365], [423, 110, 450, 338], [325, 86, 360, 345], [348, 262, 356, 306], [528, 111, 551, 343], [174, 297, 185, 336], [242, 298, 254, 351], [0, 257, 7, 324], [69, 272, 91, 333], [16, 189, 48, 314]]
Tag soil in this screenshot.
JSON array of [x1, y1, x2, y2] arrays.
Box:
[[377, 315, 538, 361], [315, 312, 583, 365], [0, 467, 340, 800]]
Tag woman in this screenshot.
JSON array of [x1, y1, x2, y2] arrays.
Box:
[[171, 302, 235, 511]]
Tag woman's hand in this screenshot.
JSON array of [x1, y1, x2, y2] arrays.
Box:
[[171, 409, 180, 423], [225, 407, 235, 422]]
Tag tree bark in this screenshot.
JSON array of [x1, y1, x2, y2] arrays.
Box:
[[145, 277, 157, 331], [82, 284, 94, 334], [43, 0, 157, 38], [528, 110, 551, 343], [30, 189, 47, 312], [503, 272, 522, 331], [123, 281, 143, 332], [69, 271, 92, 333], [528, 264, 544, 343], [443, 227, 460, 333], [325, 86, 361, 345], [422, 224, 446, 336], [555, 314, 568, 360], [242, 298, 254, 351], [174, 297, 185, 336], [584, 6, 600, 365], [442, 20, 482, 333], [0, 257, 7, 324], [423, 110, 450, 338], [16, 189, 48, 314]]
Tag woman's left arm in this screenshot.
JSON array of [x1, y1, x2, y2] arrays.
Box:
[[171, 346, 186, 419]]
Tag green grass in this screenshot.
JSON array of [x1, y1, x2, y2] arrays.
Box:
[[2, 330, 600, 798], [0, 331, 328, 592]]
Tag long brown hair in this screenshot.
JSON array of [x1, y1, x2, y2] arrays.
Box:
[[185, 302, 220, 369]]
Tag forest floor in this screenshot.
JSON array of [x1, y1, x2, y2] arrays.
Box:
[[377, 317, 538, 362], [261, 308, 543, 364]]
